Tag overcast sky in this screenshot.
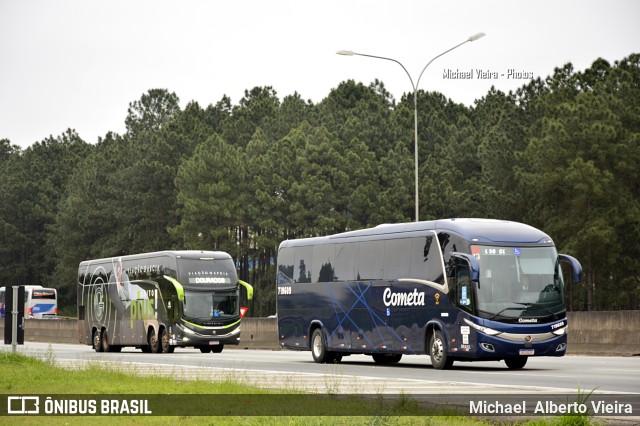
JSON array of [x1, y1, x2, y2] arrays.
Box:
[[1, 0, 639, 149]]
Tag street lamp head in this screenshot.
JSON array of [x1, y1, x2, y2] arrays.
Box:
[[468, 32, 486, 42], [336, 50, 355, 56]]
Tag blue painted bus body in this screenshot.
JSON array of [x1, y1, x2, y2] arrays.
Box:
[[276, 219, 581, 369]]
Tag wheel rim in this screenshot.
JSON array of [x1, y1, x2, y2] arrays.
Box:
[[432, 336, 444, 364], [150, 332, 158, 349], [93, 332, 100, 349], [161, 331, 168, 352], [312, 333, 322, 358]]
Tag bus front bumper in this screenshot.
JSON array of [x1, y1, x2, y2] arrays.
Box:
[[170, 322, 241, 347], [473, 332, 567, 358]]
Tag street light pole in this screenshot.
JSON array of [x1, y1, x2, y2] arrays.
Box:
[[337, 32, 485, 222]]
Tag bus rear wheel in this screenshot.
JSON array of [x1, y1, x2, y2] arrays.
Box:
[[101, 329, 110, 353], [311, 328, 340, 363], [149, 329, 161, 354], [211, 344, 224, 353], [505, 357, 528, 369], [429, 330, 453, 370], [199, 346, 211, 353], [92, 329, 103, 352]]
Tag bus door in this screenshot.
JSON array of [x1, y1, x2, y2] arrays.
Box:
[[447, 253, 479, 354]]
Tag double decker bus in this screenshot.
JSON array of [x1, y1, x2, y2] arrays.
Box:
[[78, 250, 253, 353], [276, 219, 582, 369]]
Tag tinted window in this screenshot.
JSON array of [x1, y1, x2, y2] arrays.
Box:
[[359, 240, 384, 280], [312, 244, 335, 283], [277, 247, 294, 284], [294, 246, 312, 283], [383, 239, 412, 280], [403, 235, 444, 284], [334, 243, 358, 281], [423, 235, 445, 285], [408, 237, 429, 279]]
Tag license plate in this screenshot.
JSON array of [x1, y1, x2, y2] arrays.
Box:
[[209, 341, 220, 346], [519, 349, 534, 356]]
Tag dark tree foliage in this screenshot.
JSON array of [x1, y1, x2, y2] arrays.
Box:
[[1, 54, 638, 314], [0, 130, 92, 306]]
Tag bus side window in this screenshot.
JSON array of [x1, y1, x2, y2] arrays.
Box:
[[277, 247, 294, 285], [294, 246, 312, 283]]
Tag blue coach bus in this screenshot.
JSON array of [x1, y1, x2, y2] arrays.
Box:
[[276, 219, 582, 369]]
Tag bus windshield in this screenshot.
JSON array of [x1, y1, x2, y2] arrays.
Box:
[[183, 290, 239, 320], [473, 245, 565, 321], [177, 257, 240, 322]]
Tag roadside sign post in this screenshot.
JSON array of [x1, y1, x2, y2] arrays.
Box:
[[3, 285, 25, 352]]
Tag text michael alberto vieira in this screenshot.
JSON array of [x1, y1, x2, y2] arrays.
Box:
[[443, 68, 534, 80], [469, 399, 633, 415]]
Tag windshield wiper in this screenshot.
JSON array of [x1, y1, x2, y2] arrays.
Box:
[[488, 305, 527, 321], [189, 315, 215, 320], [522, 304, 560, 321]]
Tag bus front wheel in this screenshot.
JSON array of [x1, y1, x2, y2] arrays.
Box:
[[430, 330, 453, 370], [505, 357, 528, 369], [160, 328, 174, 353]]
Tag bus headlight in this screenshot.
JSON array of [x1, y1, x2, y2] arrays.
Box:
[[464, 319, 501, 336], [181, 325, 195, 335], [552, 327, 566, 336]]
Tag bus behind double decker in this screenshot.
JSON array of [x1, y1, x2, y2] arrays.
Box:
[[276, 218, 582, 369], [1, 285, 58, 319], [78, 250, 253, 354]]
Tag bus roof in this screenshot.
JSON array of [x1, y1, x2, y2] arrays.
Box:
[[279, 218, 553, 248], [79, 250, 232, 266]]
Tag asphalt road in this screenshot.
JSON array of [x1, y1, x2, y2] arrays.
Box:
[[4, 342, 639, 395]]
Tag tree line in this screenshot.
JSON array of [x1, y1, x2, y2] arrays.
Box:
[[1, 54, 638, 315]]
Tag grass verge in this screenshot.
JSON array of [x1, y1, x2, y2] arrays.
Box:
[[0, 350, 598, 426]]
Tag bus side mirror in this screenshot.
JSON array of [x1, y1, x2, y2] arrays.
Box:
[[450, 252, 480, 283], [238, 280, 254, 300], [558, 254, 583, 284]]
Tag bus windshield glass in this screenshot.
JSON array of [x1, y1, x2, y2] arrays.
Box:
[[473, 245, 565, 321], [183, 290, 239, 320]]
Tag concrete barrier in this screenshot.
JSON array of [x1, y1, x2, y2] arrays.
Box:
[[0, 317, 79, 345], [566, 311, 640, 356], [238, 317, 279, 350], [0, 317, 280, 350], [2, 312, 639, 356]]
